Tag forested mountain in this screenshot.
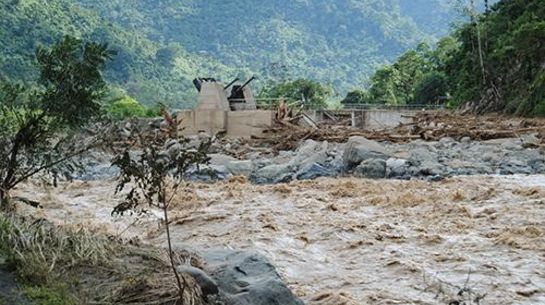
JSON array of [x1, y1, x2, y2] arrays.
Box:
[[0, 0, 237, 107], [1, 0, 487, 107], [76, 0, 471, 93], [343, 0, 545, 116]]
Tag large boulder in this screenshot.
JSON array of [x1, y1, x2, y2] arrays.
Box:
[[386, 158, 408, 178], [76, 151, 119, 181], [209, 154, 238, 167], [187, 164, 230, 182], [290, 140, 329, 169], [177, 265, 219, 298], [293, 139, 321, 162], [202, 250, 304, 305], [226, 160, 254, 176], [407, 146, 437, 166], [529, 158, 545, 173], [355, 158, 387, 179], [250, 164, 295, 184], [418, 160, 447, 176], [342, 136, 388, 170], [498, 159, 532, 175], [296, 163, 336, 180], [78, 163, 120, 181]]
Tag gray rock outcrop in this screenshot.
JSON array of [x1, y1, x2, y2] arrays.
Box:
[[250, 164, 295, 184], [202, 250, 305, 305], [177, 265, 219, 298], [343, 136, 389, 170], [355, 158, 387, 179], [226, 160, 254, 176]]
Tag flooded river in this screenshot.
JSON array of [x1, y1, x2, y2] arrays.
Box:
[[16, 175, 545, 305]]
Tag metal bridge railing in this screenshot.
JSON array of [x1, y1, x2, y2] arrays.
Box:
[[177, 97, 446, 112], [341, 103, 446, 111]]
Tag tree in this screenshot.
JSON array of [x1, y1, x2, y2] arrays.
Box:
[[112, 121, 211, 304], [105, 95, 149, 120], [413, 72, 449, 105], [363, 45, 433, 106], [445, 0, 545, 115], [341, 90, 372, 105], [367, 66, 399, 104], [258, 79, 333, 109], [0, 36, 114, 207]]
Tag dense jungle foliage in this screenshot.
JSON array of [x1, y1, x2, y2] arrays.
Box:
[[3, 0, 540, 116], [1, 0, 475, 108], [0, 0, 236, 108], [345, 0, 545, 116]]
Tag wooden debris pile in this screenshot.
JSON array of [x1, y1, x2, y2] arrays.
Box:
[[411, 111, 545, 141], [253, 111, 545, 152]]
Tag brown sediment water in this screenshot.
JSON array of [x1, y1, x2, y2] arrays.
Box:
[[15, 175, 545, 305]]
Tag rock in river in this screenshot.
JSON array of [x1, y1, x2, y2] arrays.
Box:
[[202, 250, 304, 305], [342, 136, 389, 170]]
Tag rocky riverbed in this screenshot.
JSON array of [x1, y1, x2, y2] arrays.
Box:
[[194, 133, 545, 183], [78, 132, 545, 184]]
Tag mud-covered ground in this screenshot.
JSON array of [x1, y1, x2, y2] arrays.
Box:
[[15, 174, 545, 305]]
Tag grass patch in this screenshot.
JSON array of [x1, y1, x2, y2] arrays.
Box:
[[23, 286, 76, 305], [0, 214, 205, 305]]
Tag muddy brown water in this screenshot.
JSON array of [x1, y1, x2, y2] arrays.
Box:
[[15, 175, 545, 305]]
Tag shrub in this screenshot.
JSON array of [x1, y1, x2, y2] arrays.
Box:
[[106, 96, 148, 120], [112, 121, 212, 303]]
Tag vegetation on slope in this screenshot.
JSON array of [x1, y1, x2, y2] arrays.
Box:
[[4, 0, 533, 114], [75, 0, 443, 92], [450, 0, 545, 115], [0, 214, 203, 304], [0, 0, 236, 107], [346, 0, 545, 116]]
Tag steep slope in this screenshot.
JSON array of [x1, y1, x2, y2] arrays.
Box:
[[75, 0, 460, 92], [351, 0, 544, 116], [0, 0, 237, 107], [2, 0, 489, 107]]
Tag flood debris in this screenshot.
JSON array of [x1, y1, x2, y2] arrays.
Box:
[[255, 111, 545, 152], [8, 108, 545, 305]]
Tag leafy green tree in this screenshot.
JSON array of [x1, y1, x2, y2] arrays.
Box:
[[341, 90, 372, 105], [363, 43, 434, 105], [259, 79, 333, 109], [413, 71, 449, 105], [445, 0, 545, 115], [367, 66, 399, 104], [106, 96, 148, 120], [430, 36, 458, 71], [0, 36, 114, 207], [112, 122, 211, 303]]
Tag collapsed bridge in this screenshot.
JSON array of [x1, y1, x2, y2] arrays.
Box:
[[177, 77, 441, 138]]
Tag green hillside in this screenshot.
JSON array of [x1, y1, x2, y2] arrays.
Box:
[[1, 0, 488, 107], [75, 0, 441, 92], [346, 0, 545, 116], [0, 0, 238, 107]]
